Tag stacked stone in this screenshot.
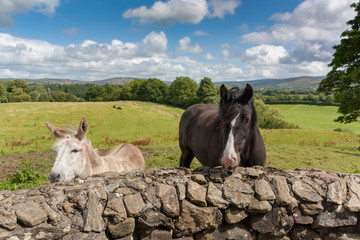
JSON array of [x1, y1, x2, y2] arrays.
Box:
[[0, 166, 360, 239]]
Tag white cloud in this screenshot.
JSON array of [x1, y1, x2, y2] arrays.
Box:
[[242, 0, 356, 44], [193, 30, 209, 36], [176, 37, 203, 54], [245, 45, 288, 65], [141, 31, 168, 53], [122, 0, 240, 26], [220, 43, 242, 60], [62, 27, 83, 35], [0, 32, 177, 80], [204, 53, 217, 60], [122, 0, 208, 26], [0, 31, 331, 82], [238, 23, 248, 32], [208, 0, 241, 18], [240, 0, 356, 77], [0, 0, 60, 27]]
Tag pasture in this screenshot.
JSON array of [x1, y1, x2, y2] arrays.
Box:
[[0, 101, 359, 189], [272, 104, 360, 134]]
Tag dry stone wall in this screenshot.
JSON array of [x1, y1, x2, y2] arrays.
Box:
[[0, 166, 360, 240]]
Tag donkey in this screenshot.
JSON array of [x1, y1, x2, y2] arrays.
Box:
[[179, 84, 266, 171], [46, 116, 145, 183]]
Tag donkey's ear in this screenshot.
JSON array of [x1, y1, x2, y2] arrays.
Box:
[[220, 84, 231, 102], [46, 122, 68, 139], [238, 83, 253, 103], [76, 116, 88, 140]]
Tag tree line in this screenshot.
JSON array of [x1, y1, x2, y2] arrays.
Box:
[[0, 77, 337, 107], [0, 77, 220, 108], [255, 89, 336, 106]]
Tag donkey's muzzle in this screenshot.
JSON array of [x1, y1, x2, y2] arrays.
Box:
[[48, 172, 60, 183]]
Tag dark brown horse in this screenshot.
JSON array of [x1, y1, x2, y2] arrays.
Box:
[[179, 84, 266, 171]]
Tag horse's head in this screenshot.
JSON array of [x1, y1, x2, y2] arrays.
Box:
[[219, 84, 255, 171], [46, 116, 89, 183]]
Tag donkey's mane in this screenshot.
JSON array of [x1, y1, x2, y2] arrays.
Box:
[[63, 126, 77, 134], [52, 125, 94, 150]]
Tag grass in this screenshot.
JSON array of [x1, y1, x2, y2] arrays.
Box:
[[0, 101, 182, 156], [262, 129, 360, 173], [271, 104, 360, 134], [0, 101, 359, 190]]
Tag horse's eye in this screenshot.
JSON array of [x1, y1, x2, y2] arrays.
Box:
[[71, 149, 80, 153]]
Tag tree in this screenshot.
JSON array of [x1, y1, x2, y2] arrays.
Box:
[[197, 77, 218, 104], [317, 2, 360, 123], [0, 80, 8, 103], [51, 91, 79, 102], [254, 100, 298, 129], [103, 84, 120, 101], [139, 78, 169, 103], [168, 76, 198, 108], [85, 85, 105, 101], [6, 79, 31, 94], [120, 79, 146, 100], [8, 88, 31, 102]]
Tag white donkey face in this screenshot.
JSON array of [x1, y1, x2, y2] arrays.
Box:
[[49, 136, 86, 183], [46, 116, 89, 183]]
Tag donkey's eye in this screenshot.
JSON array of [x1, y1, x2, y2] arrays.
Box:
[[71, 149, 80, 153]]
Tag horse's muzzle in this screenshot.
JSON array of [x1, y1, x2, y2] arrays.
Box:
[[221, 155, 239, 172]]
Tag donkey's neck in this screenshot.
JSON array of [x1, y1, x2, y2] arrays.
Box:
[[83, 140, 104, 175]]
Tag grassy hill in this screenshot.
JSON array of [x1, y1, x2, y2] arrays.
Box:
[[0, 77, 135, 85], [219, 76, 324, 89]]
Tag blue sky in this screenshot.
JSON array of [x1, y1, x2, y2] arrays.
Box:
[[0, 0, 357, 82]]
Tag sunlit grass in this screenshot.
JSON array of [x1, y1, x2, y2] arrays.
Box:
[[272, 104, 360, 134], [0, 101, 182, 155]]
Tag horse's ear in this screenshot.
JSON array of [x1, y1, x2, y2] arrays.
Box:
[[238, 83, 253, 103], [46, 122, 68, 139], [220, 84, 231, 102], [76, 116, 88, 140]]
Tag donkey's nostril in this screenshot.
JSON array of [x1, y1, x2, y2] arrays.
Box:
[[48, 172, 60, 183]]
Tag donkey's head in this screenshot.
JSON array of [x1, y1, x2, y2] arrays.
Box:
[[46, 116, 90, 183]]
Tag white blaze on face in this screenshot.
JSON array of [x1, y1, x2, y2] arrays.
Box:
[[221, 113, 240, 170]]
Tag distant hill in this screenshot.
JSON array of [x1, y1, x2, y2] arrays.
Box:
[[0, 76, 324, 89], [0, 77, 135, 85], [217, 76, 324, 90], [91, 77, 135, 85]]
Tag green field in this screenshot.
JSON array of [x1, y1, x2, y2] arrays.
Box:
[[0, 101, 183, 155], [0, 102, 359, 190], [271, 104, 360, 134]]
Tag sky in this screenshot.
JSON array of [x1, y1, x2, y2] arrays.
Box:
[[0, 0, 357, 82]]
